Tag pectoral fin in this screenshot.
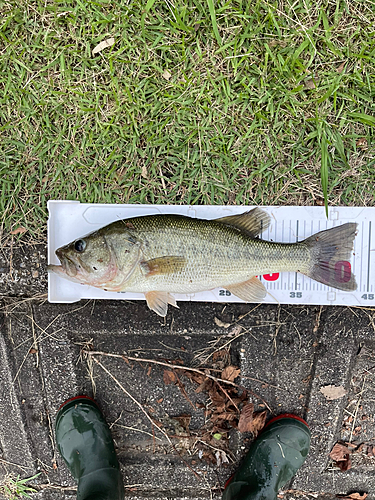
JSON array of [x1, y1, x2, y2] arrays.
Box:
[[141, 256, 186, 277], [145, 291, 179, 317], [226, 276, 267, 302], [215, 207, 270, 237]]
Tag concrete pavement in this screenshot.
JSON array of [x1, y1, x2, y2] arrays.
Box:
[[0, 240, 373, 499]]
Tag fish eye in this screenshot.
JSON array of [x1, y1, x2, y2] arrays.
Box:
[[74, 239, 86, 252]]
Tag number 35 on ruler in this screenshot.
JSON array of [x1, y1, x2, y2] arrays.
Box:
[[218, 260, 353, 298]]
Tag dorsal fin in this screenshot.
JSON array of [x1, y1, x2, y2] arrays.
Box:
[[215, 208, 270, 238]]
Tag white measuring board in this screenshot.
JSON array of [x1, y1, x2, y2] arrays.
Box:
[[47, 201, 374, 307]]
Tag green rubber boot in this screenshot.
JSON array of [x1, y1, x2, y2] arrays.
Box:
[[223, 414, 311, 500], [55, 396, 125, 500]]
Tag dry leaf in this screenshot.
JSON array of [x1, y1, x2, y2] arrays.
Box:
[[221, 366, 240, 382], [10, 226, 27, 235], [141, 166, 148, 178], [338, 494, 368, 500], [163, 369, 177, 385], [173, 414, 191, 431], [251, 411, 267, 435], [215, 450, 229, 466], [330, 443, 350, 462], [336, 457, 352, 471], [356, 138, 368, 148], [320, 385, 347, 400], [92, 37, 115, 55], [238, 404, 267, 435], [304, 76, 319, 89], [162, 69, 171, 80], [329, 443, 352, 471], [238, 403, 254, 432], [337, 61, 346, 73], [214, 317, 231, 328], [228, 325, 243, 336]]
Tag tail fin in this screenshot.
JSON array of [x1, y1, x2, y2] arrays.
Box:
[[304, 223, 358, 291]]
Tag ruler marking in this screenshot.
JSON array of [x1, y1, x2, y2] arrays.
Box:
[[360, 221, 364, 292], [288, 220, 291, 291], [367, 221, 372, 293], [352, 220, 356, 285], [281, 220, 285, 291], [295, 220, 299, 290]]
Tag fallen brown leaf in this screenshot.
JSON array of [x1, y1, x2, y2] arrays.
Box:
[[320, 385, 347, 400], [356, 137, 368, 148], [251, 411, 267, 435], [10, 226, 27, 235], [337, 61, 346, 73], [214, 317, 231, 328], [163, 369, 177, 385], [173, 414, 191, 431], [238, 403, 266, 435], [92, 37, 115, 55], [330, 443, 350, 462], [329, 443, 352, 471], [336, 458, 352, 471], [337, 493, 368, 500], [221, 365, 240, 382], [304, 77, 319, 89], [212, 350, 228, 362]]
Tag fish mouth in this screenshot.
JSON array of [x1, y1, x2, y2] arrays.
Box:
[[47, 264, 83, 284], [57, 252, 79, 278], [50, 248, 81, 279]]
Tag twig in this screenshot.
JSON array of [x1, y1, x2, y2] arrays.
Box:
[[91, 357, 172, 445], [313, 305, 323, 333], [34, 484, 77, 492], [0, 458, 32, 472], [85, 351, 271, 411], [215, 381, 240, 412], [349, 376, 367, 443], [113, 423, 162, 442], [91, 356, 202, 480]]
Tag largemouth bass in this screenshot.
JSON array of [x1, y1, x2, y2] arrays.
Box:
[[48, 208, 357, 316]]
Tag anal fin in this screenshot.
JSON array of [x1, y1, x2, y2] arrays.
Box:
[[145, 291, 178, 317], [226, 276, 267, 302]]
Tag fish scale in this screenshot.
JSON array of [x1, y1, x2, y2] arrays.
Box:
[[101, 215, 309, 293], [49, 208, 357, 316]]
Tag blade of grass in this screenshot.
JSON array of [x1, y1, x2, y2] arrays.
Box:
[[320, 131, 329, 218], [206, 0, 222, 46]]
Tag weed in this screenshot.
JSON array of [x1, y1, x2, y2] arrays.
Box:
[[0, 473, 40, 500]]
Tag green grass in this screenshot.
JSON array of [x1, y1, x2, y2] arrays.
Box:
[[0, 0, 374, 238], [0, 473, 40, 500]]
